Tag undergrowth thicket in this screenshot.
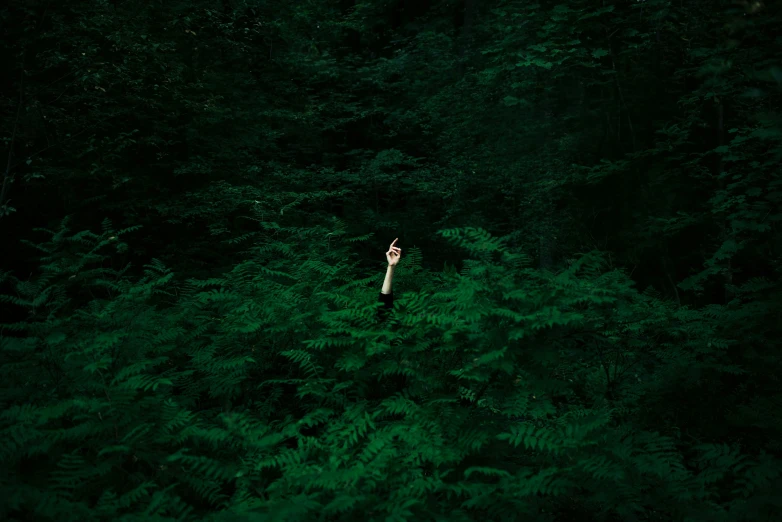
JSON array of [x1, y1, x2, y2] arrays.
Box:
[[2, 0, 782, 520], [2, 216, 780, 522]]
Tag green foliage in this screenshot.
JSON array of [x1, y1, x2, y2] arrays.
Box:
[[2, 222, 781, 521], [2, 0, 781, 520]]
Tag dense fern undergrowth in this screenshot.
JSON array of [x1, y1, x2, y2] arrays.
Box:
[[2, 0, 782, 520], [2, 214, 780, 522]]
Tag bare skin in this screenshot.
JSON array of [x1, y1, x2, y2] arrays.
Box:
[[386, 237, 402, 266], [382, 238, 402, 294]]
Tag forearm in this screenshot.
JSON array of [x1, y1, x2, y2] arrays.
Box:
[[381, 265, 395, 294]]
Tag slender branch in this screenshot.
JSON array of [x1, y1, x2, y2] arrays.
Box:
[[1, 59, 25, 212], [594, 339, 613, 387], [1, 1, 53, 213]]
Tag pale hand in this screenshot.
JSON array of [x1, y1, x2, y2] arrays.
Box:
[[386, 238, 402, 266]]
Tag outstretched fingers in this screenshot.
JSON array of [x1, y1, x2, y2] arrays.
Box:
[[388, 239, 401, 255]]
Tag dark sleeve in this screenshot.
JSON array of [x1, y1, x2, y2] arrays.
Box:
[[377, 292, 394, 323]]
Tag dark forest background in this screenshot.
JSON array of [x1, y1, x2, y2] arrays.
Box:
[[2, 0, 781, 520]]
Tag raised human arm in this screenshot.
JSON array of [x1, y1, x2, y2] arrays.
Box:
[[381, 238, 401, 294], [381, 265, 395, 295], [377, 238, 401, 323]]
